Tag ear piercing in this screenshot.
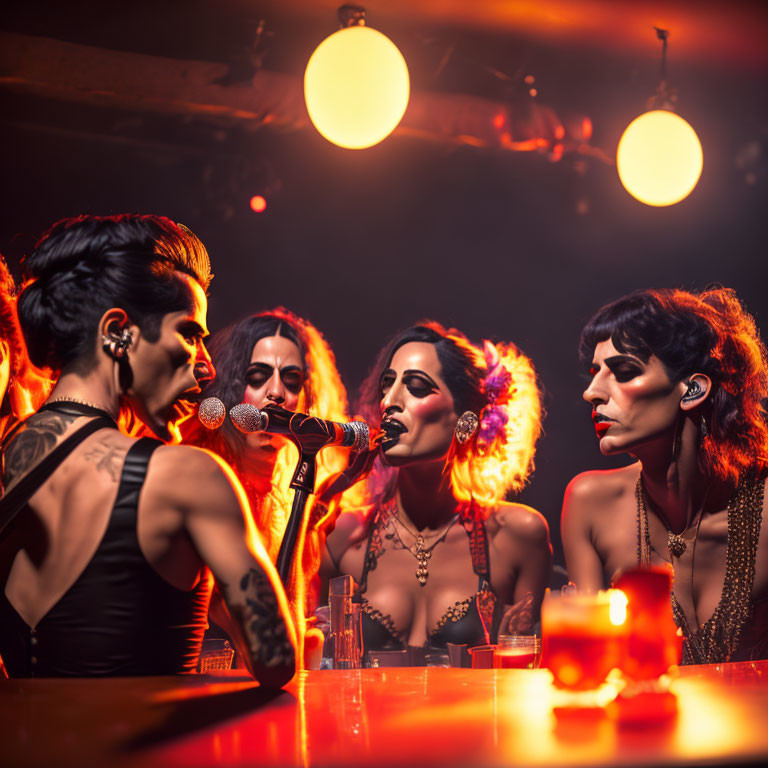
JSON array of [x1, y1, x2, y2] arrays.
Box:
[[681, 380, 703, 403], [454, 411, 479, 444], [102, 327, 133, 360]]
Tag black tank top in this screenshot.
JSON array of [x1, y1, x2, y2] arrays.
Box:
[[0, 437, 212, 677]]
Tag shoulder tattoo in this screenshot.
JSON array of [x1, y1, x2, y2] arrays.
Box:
[[2, 411, 80, 488], [83, 439, 126, 481]]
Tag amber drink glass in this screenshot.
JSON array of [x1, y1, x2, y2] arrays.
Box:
[[494, 635, 542, 669], [541, 590, 626, 690]]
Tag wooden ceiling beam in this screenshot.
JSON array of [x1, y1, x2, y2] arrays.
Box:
[[0, 31, 594, 158]]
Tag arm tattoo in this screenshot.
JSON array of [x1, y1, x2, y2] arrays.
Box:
[[237, 568, 295, 669], [1, 411, 79, 488], [83, 439, 125, 481], [500, 591, 536, 635]]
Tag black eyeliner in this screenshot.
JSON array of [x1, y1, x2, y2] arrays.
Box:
[[402, 369, 439, 389]]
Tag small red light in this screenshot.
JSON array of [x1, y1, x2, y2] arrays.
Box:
[[250, 195, 267, 213]]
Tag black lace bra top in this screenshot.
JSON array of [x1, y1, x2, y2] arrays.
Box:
[[356, 501, 501, 652]]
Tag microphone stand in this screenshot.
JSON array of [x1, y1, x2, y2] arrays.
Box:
[[200, 398, 370, 585], [276, 450, 318, 583], [270, 405, 340, 584]]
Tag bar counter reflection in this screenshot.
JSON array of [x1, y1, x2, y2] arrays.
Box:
[[2, 662, 767, 767]]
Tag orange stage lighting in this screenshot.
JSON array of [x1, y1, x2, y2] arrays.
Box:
[[249, 195, 267, 213]]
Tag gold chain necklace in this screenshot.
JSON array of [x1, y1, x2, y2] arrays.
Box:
[[636, 475, 710, 561], [390, 512, 458, 587], [636, 473, 764, 663]]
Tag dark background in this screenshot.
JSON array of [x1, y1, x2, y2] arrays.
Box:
[[2, 1, 767, 566]]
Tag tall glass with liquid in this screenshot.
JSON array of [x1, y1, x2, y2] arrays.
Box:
[[329, 575, 363, 670], [541, 589, 627, 690]]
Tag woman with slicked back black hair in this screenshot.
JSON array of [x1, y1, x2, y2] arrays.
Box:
[[0, 214, 296, 685]]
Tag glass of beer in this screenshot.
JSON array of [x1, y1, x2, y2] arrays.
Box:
[[541, 589, 627, 691], [494, 635, 542, 669]]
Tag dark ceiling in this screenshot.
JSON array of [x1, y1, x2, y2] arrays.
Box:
[[2, 1, 767, 561]]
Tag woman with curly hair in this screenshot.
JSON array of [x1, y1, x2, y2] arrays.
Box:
[[320, 322, 550, 660], [182, 308, 365, 628], [563, 287, 768, 664]]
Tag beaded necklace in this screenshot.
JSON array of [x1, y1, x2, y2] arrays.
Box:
[[636, 474, 764, 664]]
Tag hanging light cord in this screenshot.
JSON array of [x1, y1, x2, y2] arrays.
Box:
[[654, 27, 669, 84], [649, 27, 676, 110]]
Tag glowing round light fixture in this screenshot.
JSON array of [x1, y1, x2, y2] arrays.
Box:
[[617, 109, 703, 207], [304, 25, 410, 149], [249, 195, 267, 213]]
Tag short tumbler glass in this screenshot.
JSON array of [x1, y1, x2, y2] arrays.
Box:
[[493, 635, 542, 669], [541, 589, 626, 691], [197, 638, 235, 673]]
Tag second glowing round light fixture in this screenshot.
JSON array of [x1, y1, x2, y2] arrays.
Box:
[[304, 5, 410, 149], [617, 29, 703, 207], [617, 110, 702, 207]]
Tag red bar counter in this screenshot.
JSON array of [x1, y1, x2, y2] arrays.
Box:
[[1, 662, 766, 767]]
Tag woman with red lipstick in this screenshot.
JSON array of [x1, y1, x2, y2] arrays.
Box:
[[563, 287, 768, 663], [320, 322, 550, 662]]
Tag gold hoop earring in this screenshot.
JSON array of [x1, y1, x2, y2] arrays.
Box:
[[455, 411, 479, 444]]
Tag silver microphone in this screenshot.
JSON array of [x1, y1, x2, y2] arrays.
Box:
[[198, 397, 226, 430], [229, 403, 268, 433], [197, 397, 370, 452]]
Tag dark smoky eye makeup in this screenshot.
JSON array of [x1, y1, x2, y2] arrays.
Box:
[[280, 368, 305, 394], [403, 372, 438, 398], [607, 362, 643, 382], [602, 355, 644, 382], [246, 363, 272, 387], [613, 367, 642, 382], [245, 363, 305, 393]]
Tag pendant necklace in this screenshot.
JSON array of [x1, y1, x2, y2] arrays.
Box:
[[637, 475, 711, 561], [391, 512, 458, 586]]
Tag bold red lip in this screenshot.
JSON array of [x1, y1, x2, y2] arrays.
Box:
[[593, 421, 611, 438]]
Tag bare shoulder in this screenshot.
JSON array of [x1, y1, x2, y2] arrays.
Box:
[[490, 502, 550, 548], [146, 444, 240, 512], [325, 508, 369, 560], [563, 464, 640, 518]]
